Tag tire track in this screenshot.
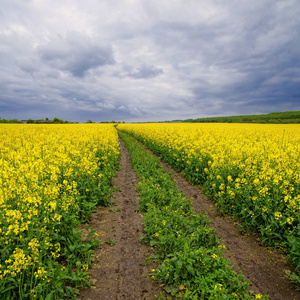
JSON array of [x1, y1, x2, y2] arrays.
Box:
[[79, 139, 162, 300]]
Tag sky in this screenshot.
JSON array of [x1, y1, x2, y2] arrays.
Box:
[[0, 0, 300, 123]]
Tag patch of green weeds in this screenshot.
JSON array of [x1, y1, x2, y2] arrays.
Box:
[[109, 207, 120, 213], [285, 270, 300, 290], [153, 292, 173, 300], [108, 201, 117, 207], [106, 239, 116, 246]]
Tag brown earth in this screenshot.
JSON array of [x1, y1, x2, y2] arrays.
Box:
[[79, 138, 300, 300], [78, 139, 163, 300]]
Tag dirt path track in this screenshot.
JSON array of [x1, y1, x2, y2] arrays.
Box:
[[79, 139, 161, 300]]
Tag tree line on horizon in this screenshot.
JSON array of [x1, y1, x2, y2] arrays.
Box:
[[0, 118, 125, 124], [0, 117, 71, 124], [167, 111, 300, 124]]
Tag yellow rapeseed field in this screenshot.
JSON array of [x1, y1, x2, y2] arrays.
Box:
[[0, 124, 119, 299], [118, 123, 300, 269]]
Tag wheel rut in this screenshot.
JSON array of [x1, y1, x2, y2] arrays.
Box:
[[79, 139, 162, 300]]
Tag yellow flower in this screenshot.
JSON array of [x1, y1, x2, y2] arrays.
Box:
[[0, 123, 120, 291]]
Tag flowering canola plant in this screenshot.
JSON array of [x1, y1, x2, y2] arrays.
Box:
[[0, 124, 119, 299], [118, 123, 300, 272]]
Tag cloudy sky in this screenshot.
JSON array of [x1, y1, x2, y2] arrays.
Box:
[[1, 0, 300, 122]]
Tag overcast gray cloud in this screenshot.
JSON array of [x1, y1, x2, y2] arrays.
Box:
[[0, 0, 299, 122], [122, 64, 163, 79], [38, 32, 115, 77]]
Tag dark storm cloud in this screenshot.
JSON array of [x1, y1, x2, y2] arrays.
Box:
[[148, 1, 300, 117], [38, 32, 115, 77]]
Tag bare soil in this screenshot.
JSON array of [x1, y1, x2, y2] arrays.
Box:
[[79, 138, 300, 300], [78, 139, 162, 300]]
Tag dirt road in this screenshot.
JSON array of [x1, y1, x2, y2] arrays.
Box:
[[79, 139, 162, 300]]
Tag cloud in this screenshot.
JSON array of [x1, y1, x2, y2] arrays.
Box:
[[124, 64, 163, 79], [38, 31, 115, 77]]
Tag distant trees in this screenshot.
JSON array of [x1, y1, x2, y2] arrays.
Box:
[[181, 111, 300, 124], [0, 118, 21, 123], [0, 117, 70, 123], [0, 117, 127, 124], [52, 117, 64, 123]]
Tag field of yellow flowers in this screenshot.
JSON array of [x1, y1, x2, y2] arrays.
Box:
[[0, 124, 119, 299], [118, 123, 300, 279]]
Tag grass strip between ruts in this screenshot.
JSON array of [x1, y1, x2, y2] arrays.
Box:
[[118, 131, 268, 300]]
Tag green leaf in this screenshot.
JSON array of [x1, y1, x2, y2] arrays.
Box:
[[164, 285, 172, 293], [0, 285, 16, 294], [45, 291, 55, 300], [150, 240, 157, 246]]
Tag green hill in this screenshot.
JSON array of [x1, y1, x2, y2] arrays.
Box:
[[182, 111, 300, 124]]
